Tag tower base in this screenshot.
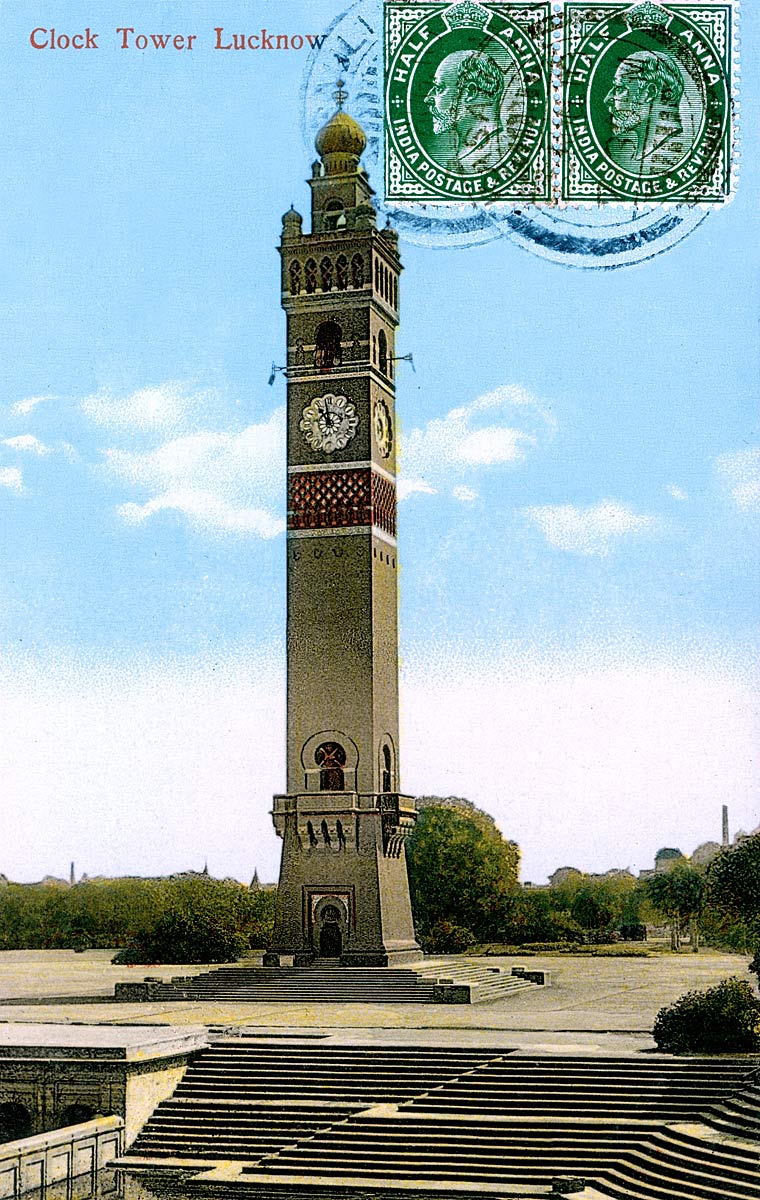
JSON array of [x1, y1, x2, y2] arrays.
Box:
[[268, 790, 421, 968]]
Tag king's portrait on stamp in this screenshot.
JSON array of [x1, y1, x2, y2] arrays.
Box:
[[563, 1, 732, 203], [423, 47, 522, 175], [385, 0, 551, 203]]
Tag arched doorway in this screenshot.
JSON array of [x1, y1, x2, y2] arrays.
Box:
[[319, 905, 343, 958], [0, 1103, 32, 1144]]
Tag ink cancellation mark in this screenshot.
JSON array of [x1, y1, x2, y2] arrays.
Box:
[[563, 1, 733, 203], [384, 1, 551, 202]]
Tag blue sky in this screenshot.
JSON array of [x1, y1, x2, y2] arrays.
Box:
[[0, 0, 757, 885]]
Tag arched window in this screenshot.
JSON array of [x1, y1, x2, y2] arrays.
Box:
[[289, 260, 301, 296], [305, 258, 317, 294], [324, 200, 346, 230], [372, 335, 377, 365], [384, 266, 389, 300], [336, 255, 349, 290], [378, 329, 388, 376], [351, 254, 364, 288], [374, 259, 380, 292], [314, 320, 342, 370], [382, 744, 393, 794], [316, 741, 346, 791], [320, 257, 333, 292]]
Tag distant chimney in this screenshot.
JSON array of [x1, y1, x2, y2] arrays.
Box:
[[69, 862, 75, 886], [722, 805, 729, 847]]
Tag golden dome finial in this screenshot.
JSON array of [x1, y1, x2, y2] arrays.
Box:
[[315, 83, 367, 174]]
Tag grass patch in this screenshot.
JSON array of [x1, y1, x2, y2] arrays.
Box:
[[472, 942, 654, 957]]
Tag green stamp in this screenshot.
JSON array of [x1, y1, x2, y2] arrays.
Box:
[[563, 1, 733, 203], [384, 1, 551, 203]]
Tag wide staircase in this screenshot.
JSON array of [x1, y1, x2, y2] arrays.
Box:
[[135, 959, 537, 1005], [120, 1041, 760, 1198]]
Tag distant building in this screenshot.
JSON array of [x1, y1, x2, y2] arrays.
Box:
[[654, 847, 684, 873], [691, 841, 722, 867], [548, 867, 582, 888]]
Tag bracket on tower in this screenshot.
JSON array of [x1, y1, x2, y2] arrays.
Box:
[[392, 353, 415, 372], [268, 363, 286, 386]]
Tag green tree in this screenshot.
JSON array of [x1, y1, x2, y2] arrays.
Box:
[[498, 889, 583, 946], [646, 862, 706, 951], [707, 833, 760, 975], [570, 884, 615, 936], [130, 876, 253, 964], [406, 800, 520, 943]]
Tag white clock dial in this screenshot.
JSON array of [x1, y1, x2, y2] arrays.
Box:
[[373, 398, 392, 458], [300, 394, 359, 453]]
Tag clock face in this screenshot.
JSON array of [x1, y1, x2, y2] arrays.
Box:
[[373, 398, 392, 458], [300, 393, 359, 453]]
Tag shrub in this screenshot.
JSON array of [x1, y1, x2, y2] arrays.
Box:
[[422, 919, 476, 955], [653, 977, 760, 1054]]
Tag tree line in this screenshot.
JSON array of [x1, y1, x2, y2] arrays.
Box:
[[0, 874, 276, 963], [405, 800, 759, 970], [0, 807, 757, 971]]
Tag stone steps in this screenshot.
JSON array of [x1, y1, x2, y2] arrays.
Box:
[[594, 1128, 760, 1200], [136, 962, 538, 1005], [701, 1079, 760, 1139], [122, 1043, 760, 1198], [250, 1115, 760, 1194]]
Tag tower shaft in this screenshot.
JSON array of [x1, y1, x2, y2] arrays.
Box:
[[266, 101, 420, 968]]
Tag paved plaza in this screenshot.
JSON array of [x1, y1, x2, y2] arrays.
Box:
[[0, 949, 754, 1055]]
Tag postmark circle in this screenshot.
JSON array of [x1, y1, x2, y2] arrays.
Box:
[[300, 0, 718, 268]]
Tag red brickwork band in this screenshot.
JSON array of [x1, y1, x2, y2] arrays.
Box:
[[289, 468, 396, 538]]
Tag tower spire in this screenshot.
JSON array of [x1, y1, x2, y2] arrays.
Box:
[[334, 78, 348, 110]]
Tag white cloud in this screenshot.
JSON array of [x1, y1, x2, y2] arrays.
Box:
[[13, 394, 58, 416], [0, 467, 23, 492], [399, 384, 551, 493], [666, 484, 688, 501], [524, 500, 658, 556], [103, 407, 286, 537], [83, 381, 217, 434], [715, 447, 760, 511], [397, 478, 437, 501], [453, 485, 477, 503], [2, 434, 52, 455], [119, 491, 284, 538]]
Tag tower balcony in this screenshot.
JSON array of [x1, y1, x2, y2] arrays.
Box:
[[272, 791, 416, 856]]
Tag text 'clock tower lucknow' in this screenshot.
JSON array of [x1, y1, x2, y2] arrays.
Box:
[[265, 89, 421, 968]]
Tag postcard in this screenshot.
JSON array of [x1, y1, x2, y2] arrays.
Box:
[[0, 0, 756, 899]]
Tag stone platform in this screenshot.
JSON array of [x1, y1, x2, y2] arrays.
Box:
[[114, 961, 545, 1006], [0, 1024, 207, 1145]]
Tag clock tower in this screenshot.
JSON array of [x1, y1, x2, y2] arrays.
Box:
[[266, 88, 421, 968]]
